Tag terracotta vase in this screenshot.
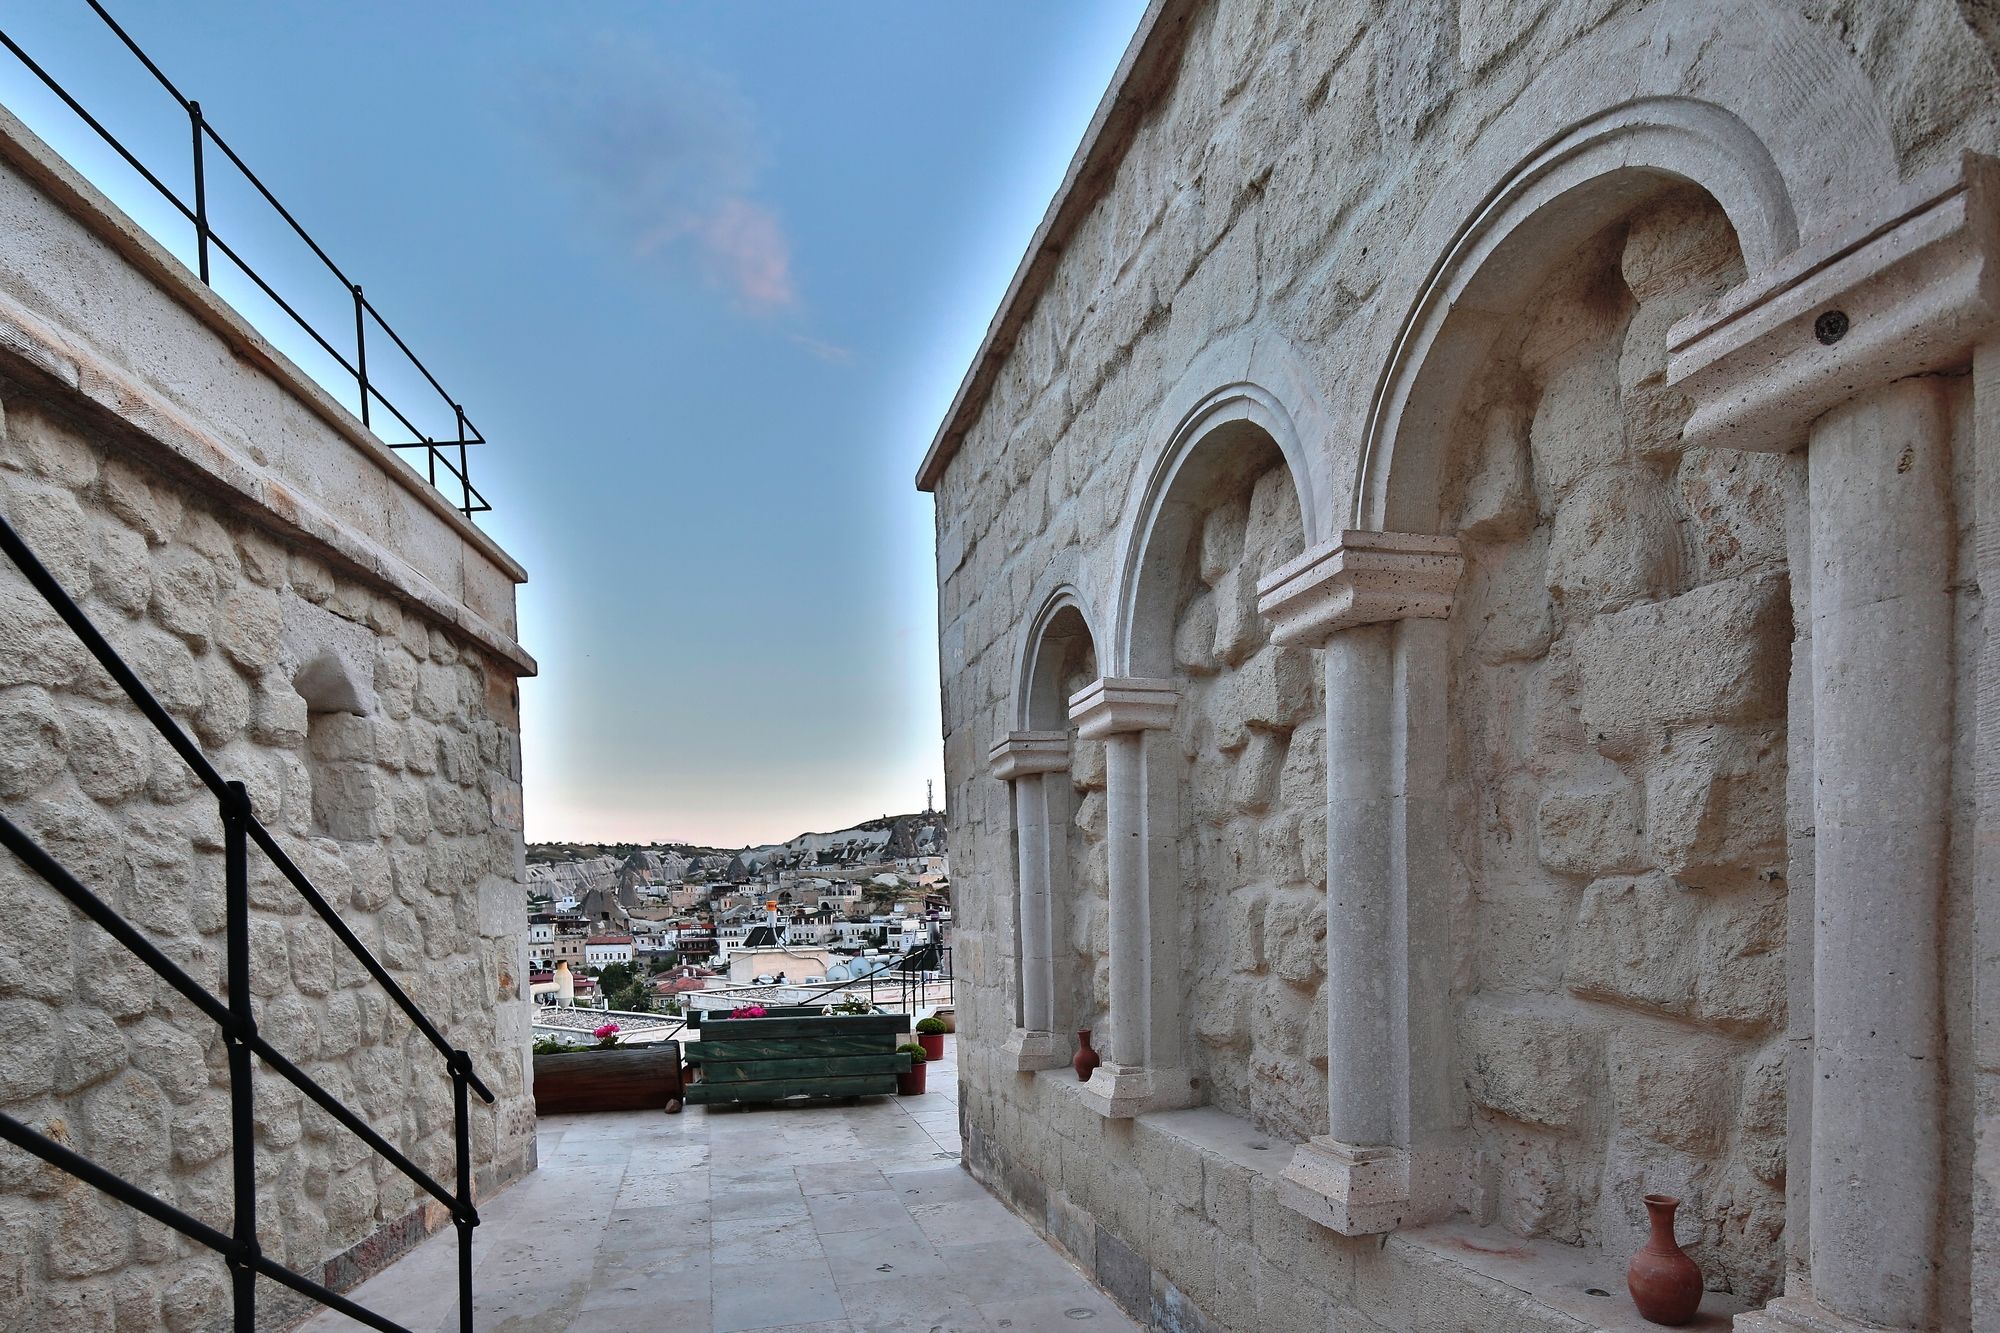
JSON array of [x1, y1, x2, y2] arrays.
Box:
[[1627, 1194, 1702, 1326], [917, 1031, 946, 1063], [1073, 1029, 1101, 1082]]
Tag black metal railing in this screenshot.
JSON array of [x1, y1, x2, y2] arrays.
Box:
[[0, 2, 492, 518], [678, 940, 954, 1018], [0, 508, 494, 1329]]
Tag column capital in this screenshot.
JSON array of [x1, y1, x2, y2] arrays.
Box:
[[1670, 151, 2000, 452], [1066, 677, 1177, 740], [1255, 530, 1462, 647], [988, 730, 1071, 781]]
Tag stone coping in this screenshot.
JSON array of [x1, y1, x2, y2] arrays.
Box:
[[0, 278, 536, 676], [0, 104, 536, 676], [0, 105, 525, 587]]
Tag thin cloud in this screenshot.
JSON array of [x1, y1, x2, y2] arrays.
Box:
[[518, 38, 795, 311], [787, 332, 854, 363]]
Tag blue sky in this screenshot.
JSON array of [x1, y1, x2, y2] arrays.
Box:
[[1, 2, 1146, 846]]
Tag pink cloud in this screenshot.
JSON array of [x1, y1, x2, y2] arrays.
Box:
[[701, 197, 794, 309], [522, 40, 798, 311]]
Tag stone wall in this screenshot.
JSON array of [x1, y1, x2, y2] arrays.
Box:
[[930, 2, 2000, 1329], [0, 114, 534, 1331]]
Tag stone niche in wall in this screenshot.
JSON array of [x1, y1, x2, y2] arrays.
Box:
[[1440, 187, 1792, 1302], [1167, 444, 1323, 1143]]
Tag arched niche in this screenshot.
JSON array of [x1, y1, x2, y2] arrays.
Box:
[[1097, 390, 1317, 1126], [1312, 90, 1821, 1296], [994, 582, 1104, 1071], [1112, 382, 1323, 678]]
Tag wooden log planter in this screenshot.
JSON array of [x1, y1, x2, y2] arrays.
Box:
[[532, 1040, 685, 1115], [682, 1007, 911, 1106]]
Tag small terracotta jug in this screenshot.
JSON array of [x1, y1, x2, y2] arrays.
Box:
[[1073, 1029, 1100, 1082], [1627, 1193, 1702, 1326]]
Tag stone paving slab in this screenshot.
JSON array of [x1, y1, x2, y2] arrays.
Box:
[[301, 1040, 1136, 1333]]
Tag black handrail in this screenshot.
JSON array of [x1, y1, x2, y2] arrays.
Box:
[[682, 940, 954, 1017], [0, 506, 493, 1330], [0, 2, 493, 519]]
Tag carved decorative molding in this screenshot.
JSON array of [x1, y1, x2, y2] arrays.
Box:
[[1255, 531, 1463, 647], [1067, 677, 1178, 740], [1670, 151, 2000, 452], [988, 730, 1072, 781]]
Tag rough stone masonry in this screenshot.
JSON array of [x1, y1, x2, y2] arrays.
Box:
[[922, 2, 2000, 1330], [0, 98, 536, 1331]]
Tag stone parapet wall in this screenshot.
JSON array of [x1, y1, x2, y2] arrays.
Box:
[[0, 113, 533, 1332]]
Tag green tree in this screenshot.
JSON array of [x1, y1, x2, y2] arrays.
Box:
[[598, 961, 636, 994], [609, 981, 652, 1013]]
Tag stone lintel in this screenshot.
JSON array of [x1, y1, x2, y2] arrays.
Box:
[[1277, 1137, 1459, 1237], [1002, 1028, 1070, 1073], [1255, 531, 1463, 647], [1669, 151, 2000, 452], [1067, 677, 1178, 740], [988, 730, 1072, 781]]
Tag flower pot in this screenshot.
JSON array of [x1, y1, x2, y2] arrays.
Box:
[[1073, 1029, 1100, 1082], [917, 1031, 946, 1063], [1627, 1194, 1702, 1325], [897, 1062, 927, 1096]]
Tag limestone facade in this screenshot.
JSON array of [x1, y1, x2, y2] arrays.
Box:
[[0, 107, 535, 1329], [923, 3, 2000, 1329]]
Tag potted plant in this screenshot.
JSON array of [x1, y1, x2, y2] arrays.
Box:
[[896, 1042, 928, 1096], [914, 1016, 947, 1063]]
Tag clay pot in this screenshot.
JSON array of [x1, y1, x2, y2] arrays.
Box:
[[1627, 1194, 1702, 1326], [897, 1061, 927, 1096], [917, 1031, 946, 1063], [1073, 1029, 1101, 1082]]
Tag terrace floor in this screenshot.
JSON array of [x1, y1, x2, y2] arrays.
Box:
[[304, 1038, 1138, 1332]]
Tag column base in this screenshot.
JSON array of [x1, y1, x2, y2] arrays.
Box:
[[1076, 1063, 1198, 1118], [1277, 1137, 1453, 1236], [1002, 1029, 1070, 1072], [1734, 1296, 1918, 1332]]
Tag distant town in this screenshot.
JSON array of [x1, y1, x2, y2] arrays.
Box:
[[522, 810, 950, 1041]]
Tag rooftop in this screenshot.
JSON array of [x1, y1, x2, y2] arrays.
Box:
[[302, 1039, 1136, 1332]]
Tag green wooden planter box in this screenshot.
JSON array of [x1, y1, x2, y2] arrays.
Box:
[[683, 1009, 910, 1106]]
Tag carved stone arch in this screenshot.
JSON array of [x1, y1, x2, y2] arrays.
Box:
[[1343, 0, 1901, 530], [1109, 352, 1326, 677], [1010, 561, 1104, 733]]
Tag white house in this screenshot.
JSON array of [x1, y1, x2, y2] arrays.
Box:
[[583, 935, 634, 969]]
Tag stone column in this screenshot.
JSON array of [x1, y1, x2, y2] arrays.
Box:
[[1068, 676, 1180, 1117], [1803, 380, 1950, 1328], [1665, 155, 1999, 1331], [1255, 530, 1462, 1235], [990, 731, 1071, 1072]]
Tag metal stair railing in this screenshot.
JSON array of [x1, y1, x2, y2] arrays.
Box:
[[0, 505, 494, 1331]]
